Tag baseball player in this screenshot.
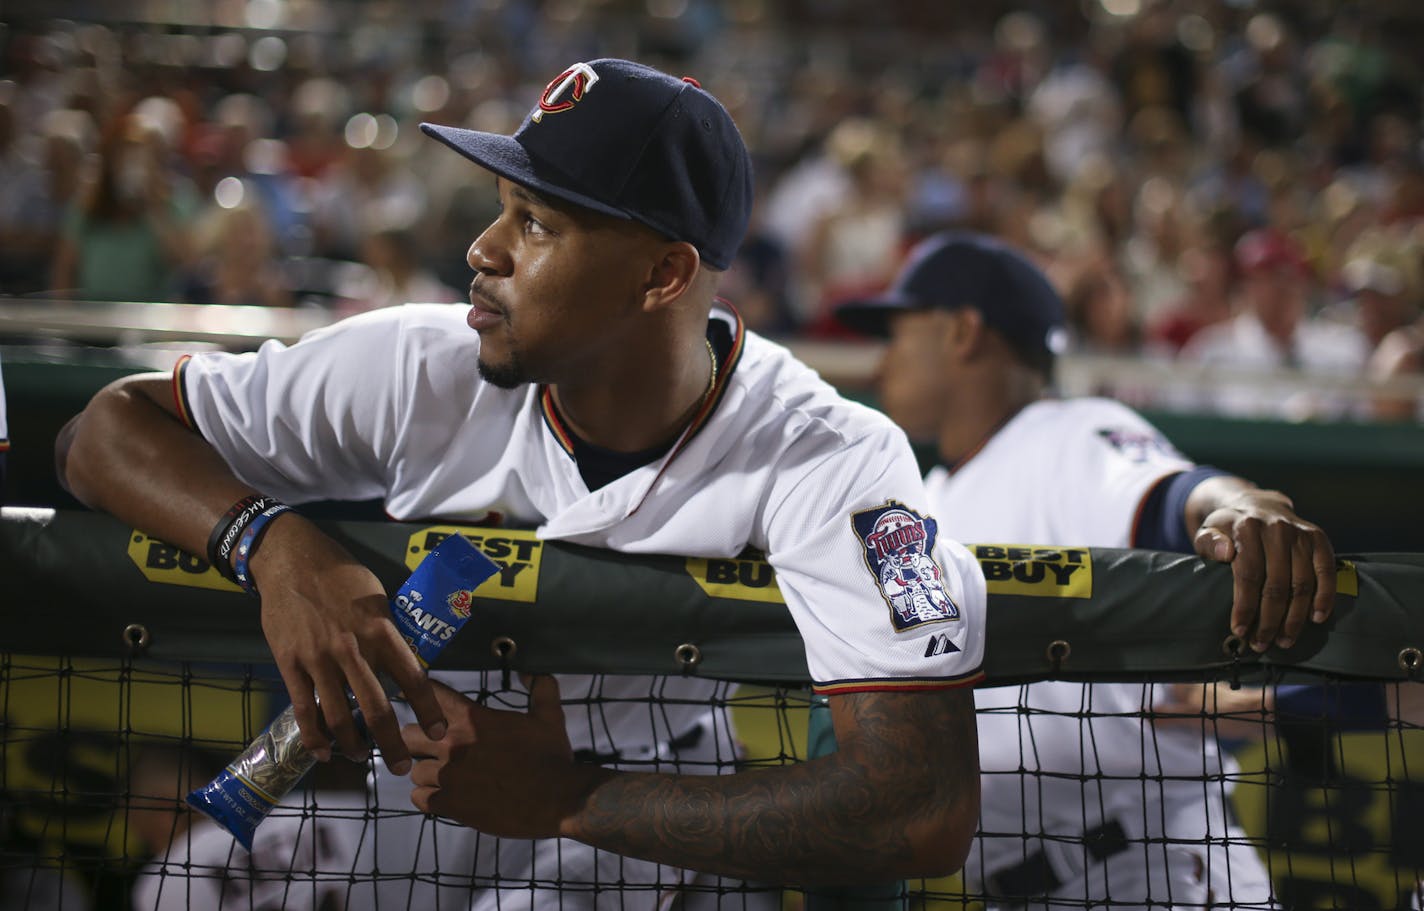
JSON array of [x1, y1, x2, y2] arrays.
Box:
[[837, 232, 1337, 909], [57, 59, 986, 909]]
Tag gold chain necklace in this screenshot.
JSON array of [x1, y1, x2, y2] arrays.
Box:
[[703, 339, 718, 401]]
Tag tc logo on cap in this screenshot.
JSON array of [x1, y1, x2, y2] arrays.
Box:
[[531, 62, 600, 123]]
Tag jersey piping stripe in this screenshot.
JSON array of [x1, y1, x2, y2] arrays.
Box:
[[536, 306, 746, 464], [538, 387, 577, 458], [171, 355, 198, 432], [813, 669, 985, 695]]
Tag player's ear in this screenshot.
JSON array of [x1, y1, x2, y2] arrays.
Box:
[[944, 306, 986, 358], [641, 241, 701, 313]]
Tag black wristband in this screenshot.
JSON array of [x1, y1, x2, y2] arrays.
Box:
[[206, 494, 280, 582]]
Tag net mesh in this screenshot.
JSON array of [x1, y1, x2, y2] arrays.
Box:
[[2, 654, 1421, 910]]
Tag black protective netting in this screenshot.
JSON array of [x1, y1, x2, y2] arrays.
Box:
[[2, 655, 1420, 910]]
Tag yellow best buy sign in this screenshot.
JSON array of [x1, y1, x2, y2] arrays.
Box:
[[405, 526, 543, 603]]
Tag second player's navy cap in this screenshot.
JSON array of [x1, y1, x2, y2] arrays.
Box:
[[421, 58, 753, 270], [835, 231, 1067, 366]]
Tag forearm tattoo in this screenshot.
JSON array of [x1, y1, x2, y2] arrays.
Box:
[[572, 687, 980, 885]]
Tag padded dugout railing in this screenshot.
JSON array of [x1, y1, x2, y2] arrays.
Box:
[[2, 507, 1421, 909]]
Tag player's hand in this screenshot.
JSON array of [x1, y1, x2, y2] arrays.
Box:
[[1151, 681, 1275, 741], [403, 676, 603, 838], [1192, 488, 1335, 653], [249, 513, 446, 775]]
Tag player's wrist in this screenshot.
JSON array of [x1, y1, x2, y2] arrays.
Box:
[[557, 765, 623, 842], [231, 502, 294, 596], [207, 494, 285, 583]]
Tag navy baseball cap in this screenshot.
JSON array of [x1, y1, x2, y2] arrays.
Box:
[[421, 58, 753, 270], [836, 232, 1067, 369]]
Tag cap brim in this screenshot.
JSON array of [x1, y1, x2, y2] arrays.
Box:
[[833, 295, 921, 338], [420, 123, 632, 222]]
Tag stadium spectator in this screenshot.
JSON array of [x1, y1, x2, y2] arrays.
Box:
[[1062, 251, 1141, 358], [1368, 315, 1424, 421], [306, 125, 427, 264], [49, 111, 197, 302], [798, 117, 910, 336], [1179, 227, 1369, 418], [333, 223, 462, 315], [1144, 237, 1236, 354], [179, 199, 293, 308]]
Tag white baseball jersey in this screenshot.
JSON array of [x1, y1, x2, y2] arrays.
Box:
[[133, 795, 365, 911], [927, 397, 1274, 909], [173, 301, 987, 908]]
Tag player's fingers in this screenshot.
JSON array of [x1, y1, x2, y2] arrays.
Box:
[[525, 674, 565, 725], [400, 722, 439, 760], [1228, 526, 1265, 643], [1309, 528, 1338, 624], [276, 663, 331, 761], [343, 658, 411, 773], [409, 757, 441, 788], [410, 785, 438, 815], [311, 660, 366, 762], [1193, 524, 1235, 563], [1276, 534, 1318, 649], [380, 645, 448, 742], [1250, 520, 1294, 652]]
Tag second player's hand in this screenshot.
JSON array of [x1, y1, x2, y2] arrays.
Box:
[[1192, 487, 1336, 653], [403, 676, 603, 838], [249, 513, 447, 774]]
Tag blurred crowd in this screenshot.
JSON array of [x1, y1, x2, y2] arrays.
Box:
[[1, 0, 1422, 421]]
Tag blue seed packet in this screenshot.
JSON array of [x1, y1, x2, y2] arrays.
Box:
[[186, 532, 498, 850]]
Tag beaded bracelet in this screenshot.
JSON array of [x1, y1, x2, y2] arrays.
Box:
[[231, 503, 293, 597]]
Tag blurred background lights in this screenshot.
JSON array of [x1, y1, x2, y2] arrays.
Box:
[[248, 35, 288, 71], [214, 176, 246, 210], [245, 0, 287, 30], [1099, 0, 1142, 18], [371, 114, 399, 151], [411, 75, 451, 114], [345, 112, 378, 149]]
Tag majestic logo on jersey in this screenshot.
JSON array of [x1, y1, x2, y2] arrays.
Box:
[[1096, 427, 1182, 463], [923, 633, 960, 658], [852, 502, 958, 632], [531, 62, 600, 122]]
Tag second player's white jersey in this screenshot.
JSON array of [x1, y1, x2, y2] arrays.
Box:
[[926, 397, 1273, 908]]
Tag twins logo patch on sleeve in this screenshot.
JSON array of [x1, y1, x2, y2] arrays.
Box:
[[852, 502, 959, 632], [1096, 426, 1183, 463]]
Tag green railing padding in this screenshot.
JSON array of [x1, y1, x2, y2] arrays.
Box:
[[3, 508, 1422, 684]]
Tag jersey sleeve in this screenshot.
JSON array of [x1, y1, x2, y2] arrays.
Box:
[[1054, 401, 1197, 548], [174, 309, 412, 504], [763, 428, 986, 694]]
